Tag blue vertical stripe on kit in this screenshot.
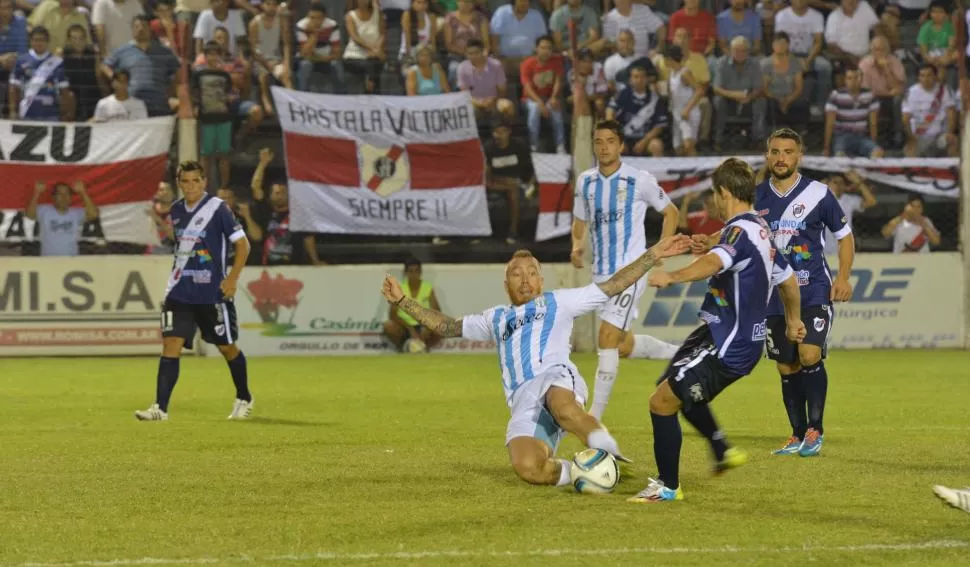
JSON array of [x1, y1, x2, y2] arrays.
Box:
[[520, 302, 536, 379], [595, 176, 605, 276], [623, 176, 635, 259], [607, 175, 620, 274], [538, 292, 557, 362], [492, 308, 510, 391], [502, 308, 518, 389]]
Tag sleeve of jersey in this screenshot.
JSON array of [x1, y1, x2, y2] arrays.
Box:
[[771, 251, 794, 286], [640, 172, 671, 211], [461, 310, 495, 341], [821, 190, 852, 240], [710, 225, 749, 273], [572, 174, 588, 221], [554, 284, 609, 317], [218, 205, 247, 242]]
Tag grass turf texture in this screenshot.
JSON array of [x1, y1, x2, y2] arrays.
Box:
[[1, 351, 968, 567]]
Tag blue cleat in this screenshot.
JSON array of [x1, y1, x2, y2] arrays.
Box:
[[799, 428, 823, 457], [772, 436, 803, 455]]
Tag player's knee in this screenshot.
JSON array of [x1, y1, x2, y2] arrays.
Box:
[[777, 361, 801, 375], [649, 385, 676, 415], [218, 344, 240, 359], [798, 347, 822, 367], [597, 324, 624, 348], [510, 452, 553, 484], [161, 337, 183, 358]]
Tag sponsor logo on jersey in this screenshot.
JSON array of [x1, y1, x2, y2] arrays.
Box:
[[796, 270, 810, 286], [182, 269, 211, 284], [501, 311, 546, 342], [710, 287, 728, 307], [788, 244, 811, 265], [751, 320, 767, 341], [699, 310, 721, 325]]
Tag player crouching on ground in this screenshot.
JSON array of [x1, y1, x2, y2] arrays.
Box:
[[383, 257, 442, 352], [381, 236, 692, 486]]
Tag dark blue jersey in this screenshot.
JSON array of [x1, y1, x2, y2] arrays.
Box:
[[164, 195, 245, 304], [755, 175, 850, 315], [704, 212, 793, 375]]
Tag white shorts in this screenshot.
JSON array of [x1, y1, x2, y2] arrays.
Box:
[[593, 275, 646, 331], [672, 109, 701, 149], [505, 364, 588, 450]]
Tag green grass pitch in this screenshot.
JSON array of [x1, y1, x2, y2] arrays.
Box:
[[1, 351, 969, 567]]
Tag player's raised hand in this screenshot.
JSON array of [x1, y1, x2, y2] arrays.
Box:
[[648, 271, 674, 289], [786, 319, 807, 344], [651, 234, 691, 258], [382, 274, 404, 304], [831, 277, 853, 302], [570, 247, 584, 269]]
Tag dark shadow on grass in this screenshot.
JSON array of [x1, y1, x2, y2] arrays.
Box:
[[244, 417, 329, 427]]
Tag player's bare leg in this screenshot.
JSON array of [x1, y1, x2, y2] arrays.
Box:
[[218, 343, 253, 420], [796, 343, 826, 457], [382, 320, 408, 349], [507, 437, 569, 485], [546, 386, 630, 462], [135, 336, 185, 421]]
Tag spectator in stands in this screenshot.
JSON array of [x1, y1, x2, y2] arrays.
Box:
[[195, 26, 263, 148], [92, 0, 144, 57], [521, 35, 566, 153], [25, 180, 98, 257], [824, 65, 883, 157], [665, 45, 703, 156], [918, 1, 957, 82], [824, 0, 878, 70], [550, 0, 602, 56], [9, 27, 74, 121], [873, 4, 903, 54], [406, 45, 449, 95], [28, 0, 89, 55], [774, 0, 829, 115], [860, 35, 905, 147], [713, 36, 765, 150], [443, 0, 489, 85], [602, 0, 664, 59], [62, 23, 99, 121], [457, 38, 514, 118], [607, 29, 658, 94], [668, 0, 716, 56], [881, 194, 941, 254], [0, 0, 27, 117], [383, 257, 443, 352], [251, 148, 325, 265], [654, 26, 711, 138], [677, 191, 723, 235], [822, 170, 876, 255], [93, 68, 148, 121], [490, 0, 548, 74], [193, 40, 233, 187], [151, 0, 181, 54], [567, 48, 607, 118], [484, 117, 533, 244], [250, 0, 292, 111], [902, 63, 959, 157], [401, 0, 436, 67], [102, 15, 180, 117], [607, 64, 667, 156], [762, 32, 807, 132], [194, 0, 245, 57], [343, 0, 386, 95], [146, 181, 176, 255], [296, 2, 343, 93], [717, 0, 762, 56]]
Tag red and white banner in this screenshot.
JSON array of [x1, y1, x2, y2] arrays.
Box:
[[0, 118, 175, 245], [272, 87, 491, 236], [533, 154, 960, 242]]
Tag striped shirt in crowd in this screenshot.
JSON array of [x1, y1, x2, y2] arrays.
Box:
[[824, 88, 880, 135], [602, 5, 665, 58]]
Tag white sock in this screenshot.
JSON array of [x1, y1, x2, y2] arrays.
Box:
[[630, 334, 680, 360], [590, 348, 619, 421], [587, 428, 622, 458], [556, 459, 572, 487]]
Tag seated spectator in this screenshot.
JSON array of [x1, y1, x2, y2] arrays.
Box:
[[0, 0, 27, 118], [296, 2, 342, 93], [762, 32, 807, 132], [713, 36, 765, 149], [457, 38, 514, 118], [774, 0, 829, 114], [860, 35, 905, 146], [93, 69, 148, 121], [520, 35, 566, 153], [873, 4, 903, 55], [25, 180, 99, 257], [383, 258, 442, 352], [151, 0, 181, 54], [102, 16, 180, 117], [901, 64, 959, 157], [343, 0, 386, 94], [193, 0, 245, 57], [406, 45, 449, 95], [602, 0, 664, 59], [607, 64, 667, 156], [550, 0, 603, 56], [668, 0, 716, 56], [677, 191, 724, 235], [567, 48, 607, 118], [92, 0, 144, 56], [62, 23, 99, 121], [193, 40, 233, 187], [251, 148, 325, 265], [918, 1, 957, 81], [881, 194, 941, 253], [484, 118, 534, 244], [490, 0, 547, 74], [401, 0, 436, 67], [250, 0, 292, 111], [608, 29, 658, 94], [717, 0, 762, 56], [443, 0, 489, 85], [823, 65, 883, 157], [147, 181, 176, 256], [824, 0, 878, 69], [28, 0, 89, 55], [9, 27, 74, 121], [823, 170, 876, 255], [665, 45, 703, 156]]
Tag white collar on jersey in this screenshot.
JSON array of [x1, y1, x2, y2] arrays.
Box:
[[597, 163, 625, 179], [769, 173, 802, 199], [183, 194, 209, 213], [724, 209, 758, 224]]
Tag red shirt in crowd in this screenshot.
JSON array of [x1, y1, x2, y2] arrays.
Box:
[[520, 55, 565, 100], [667, 9, 716, 53], [687, 210, 724, 235], [151, 18, 184, 56]]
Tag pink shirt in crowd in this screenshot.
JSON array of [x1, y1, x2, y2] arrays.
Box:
[[457, 56, 506, 99]]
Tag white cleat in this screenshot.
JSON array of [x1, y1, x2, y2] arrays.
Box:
[[135, 403, 168, 421], [228, 398, 254, 420], [933, 485, 970, 514]]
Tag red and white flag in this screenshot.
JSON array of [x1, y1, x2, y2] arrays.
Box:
[[272, 87, 490, 236], [0, 117, 175, 245], [534, 154, 574, 242]]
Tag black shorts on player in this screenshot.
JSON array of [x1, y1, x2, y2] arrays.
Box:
[[161, 300, 239, 347], [656, 325, 744, 412], [765, 304, 832, 364]]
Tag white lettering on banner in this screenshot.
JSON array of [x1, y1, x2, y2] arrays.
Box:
[[283, 104, 475, 136]]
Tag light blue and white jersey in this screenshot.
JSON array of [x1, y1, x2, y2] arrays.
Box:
[[573, 162, 672, 278], [462, 284, 609, 405]]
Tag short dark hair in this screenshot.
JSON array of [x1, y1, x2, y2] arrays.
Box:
[[766, 127, 803, 151], [66, 23, 87, 38], [843, 63, 860, 74], [132, 14, 151, 26], [918, 62, 937, 75], [907, 193, 926, 206], [535, 34, 553, 47], [30, 26, 50, 40], [155, 0, 174, 6], [177, 160, 206, 180], [404, 256, 422, 270], [711, 158, 755, 205], [204, 40, 223, 54], [308, 1, 326, 13], [929, 0, 948, 10], [112, 69, 131, 82], [466, 38, 484, 51], [51, 182, 71, 196], [594, 119, 623, 141], [773, 31, 790, 43]]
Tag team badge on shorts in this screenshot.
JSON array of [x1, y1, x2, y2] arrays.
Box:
[[813, 317, 826, 332], [689, 383, 704, 402]]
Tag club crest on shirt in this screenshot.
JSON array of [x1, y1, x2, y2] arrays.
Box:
[[726, 226, 742, 245], [792, 203, 806, 218], [813, 317, 826, 332]]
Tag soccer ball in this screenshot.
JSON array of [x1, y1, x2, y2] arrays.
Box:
[[570, 448, 620, 494], [403, 338, 427, 353]]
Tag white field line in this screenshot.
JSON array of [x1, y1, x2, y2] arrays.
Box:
[[10, 540, 970, 567]]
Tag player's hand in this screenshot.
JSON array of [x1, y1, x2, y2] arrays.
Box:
[[220, 278, 238, 299], [786, 319, 807, 344], [651, 234, 691, 258], [570, 247, 584, 269], [831, 276, 852, 302], [689, 233, 714, 255], [648, 271, 674, 289], [382, 274, 404, 304]]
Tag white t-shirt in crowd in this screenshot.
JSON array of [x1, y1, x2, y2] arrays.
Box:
[[892, 217, 935, 253], [824, 1, 878, 57], [602, 5, 664, 59], [93, 94, 149, 121], [902, 82, 958, 138], [91, 0, 144, 55], [774, 7, 824, 56], [824, 193, 863, 255], [604, 52, 637, 84], [193, 9, 247, 56]]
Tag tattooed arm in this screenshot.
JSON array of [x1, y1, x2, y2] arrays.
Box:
[[596, 235, 691, 297], [381, 275, 463, 337]]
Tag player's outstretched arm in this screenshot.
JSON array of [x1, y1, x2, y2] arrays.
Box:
[[648, 251, 723, 289], [596, 235, 691, 297], [381, 274, 463, 337]]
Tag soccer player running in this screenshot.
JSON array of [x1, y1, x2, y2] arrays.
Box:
[[135, 161, 254, 421], [571, 119, 681, 422], [629, 158, 805, 504], [381, 236, 692, 487]]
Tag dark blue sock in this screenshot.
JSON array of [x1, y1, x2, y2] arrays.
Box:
[[650, 412, 682, 490], [781, 371, 808, 439], [227, 351, 251, 402], [681, 404, 728, 462], [802, 361, 828, 434], [156, 357, 180, 412]]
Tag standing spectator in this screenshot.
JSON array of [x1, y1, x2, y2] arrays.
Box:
[[607, 29, 657, 93], [668, 0, 716, 56], [824, 0, 878, 69], [250, 0, 292, 111], [881, 195, 941, 253], [93, 68, 148, 121], [383, 258, 443, 352], [28, 0, 90, 55], [860, 35, 905, 146], [717, 0, 762, 56], [873, 5, 903, 55], [343, 0, 386, 95], [406, 45, 449, 95], [762, 32, 807, 132], [194, 0, 246, 57], [199, 27, 263, 149], [296, 2, 342, 93], [9, 27, 74, 121], [712, 36, 765, 149], [0, 0, 28, 117], [607, 64, 667, 156], [443, 0, 489, 86], [567, 48, 608, 117], [665, 45, 703, 156], [151, 0, 181, 54], [62, 24, 99, 121], [102, 16, 181, 117], [457, 38, 514, 118], [549, 0, 602, 56], [146, 181, 176, 255], [677, 191, 723, 235], [520, 35, 565, 153], [602, 0, 664, 59], [918, 1, 957, 81], [822, 170, 876, 256], [823, 66, 883, 157], [653, 26, 711, 139], [490, 0, 547, 74], [484, 118, 533, 244], [25, 180, 98, 257], [251, 148, 325, 265], [92, 0, 144, 57], [193, 40, 233, 187], [901, 64, 959, 157], [774, 0, 829, 115], [401, 0, 436, 65]]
